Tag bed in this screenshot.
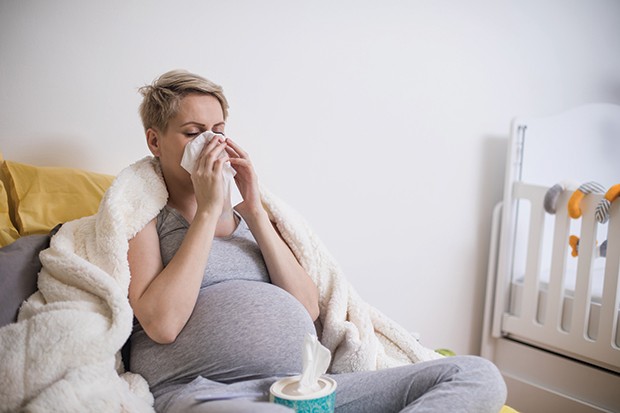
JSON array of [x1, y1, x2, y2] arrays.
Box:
[[481, 104, 620, 412]]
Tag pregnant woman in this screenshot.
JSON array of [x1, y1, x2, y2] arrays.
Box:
[[127, 69, 506, 413]]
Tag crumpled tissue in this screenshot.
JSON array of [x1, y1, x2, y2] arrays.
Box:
[[296, 333, 332, 395], [180, 131, 237, 185]]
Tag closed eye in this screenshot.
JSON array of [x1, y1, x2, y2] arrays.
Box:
[[184, 131, 203, 138]]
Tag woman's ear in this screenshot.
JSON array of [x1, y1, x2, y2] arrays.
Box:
[[146, 128, 161, 157]]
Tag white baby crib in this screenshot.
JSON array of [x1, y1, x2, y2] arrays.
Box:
[[481, 103, 620, 412]]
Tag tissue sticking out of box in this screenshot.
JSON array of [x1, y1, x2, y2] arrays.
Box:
[[269, 337, 336, 410], [295, 333, 332, 395]]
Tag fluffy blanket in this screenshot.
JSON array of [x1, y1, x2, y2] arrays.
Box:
[[0, 157, 441, 412]]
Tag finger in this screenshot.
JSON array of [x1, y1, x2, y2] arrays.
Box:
[[204, 140, 229, 161], [225, 137, 249, 159], [223, 137, 241, 159], [212, 155, 226, 175], [214, 140, 230, 160], [199, 135, 225, 156], [195, 137, 225, 171], [227, 157, 251, 168], [224, 144, 240, 159], [197, 140, 228, 172]]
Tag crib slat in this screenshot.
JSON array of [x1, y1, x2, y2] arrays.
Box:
[[545, 192, 571, 333], [519, 185, 546, 325], [597, 200, 620, 350], [570, 195, 598, 342]]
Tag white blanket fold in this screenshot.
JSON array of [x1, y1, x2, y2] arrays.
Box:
[[0, 157, 440, 412]]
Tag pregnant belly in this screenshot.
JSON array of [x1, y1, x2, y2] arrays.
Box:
[[130, 280, 316, 388]]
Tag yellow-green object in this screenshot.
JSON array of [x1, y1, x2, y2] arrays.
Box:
[[500, 406, 519, 413], [435, 348, 457, 357]]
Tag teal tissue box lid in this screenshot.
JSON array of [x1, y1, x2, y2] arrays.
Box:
[[270, 376, 337, 413], [272, 391, 335, 413]]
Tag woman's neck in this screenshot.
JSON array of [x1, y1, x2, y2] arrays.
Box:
[[168, 187, 238, 237]]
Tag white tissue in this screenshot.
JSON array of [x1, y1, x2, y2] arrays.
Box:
[[180, 131, 236, 184], [296, 333, 332, 395]]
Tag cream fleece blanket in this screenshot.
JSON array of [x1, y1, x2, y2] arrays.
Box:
[[0, 157, 441, 412]]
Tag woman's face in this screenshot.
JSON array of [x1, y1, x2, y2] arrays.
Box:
[[148, 93, 226, 189]]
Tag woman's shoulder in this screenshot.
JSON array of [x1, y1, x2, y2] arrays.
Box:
[[129, 217, 159, 247], [156, 205, 189, 234]]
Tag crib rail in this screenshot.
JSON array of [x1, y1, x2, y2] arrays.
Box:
[[500, 182, 620, 373]]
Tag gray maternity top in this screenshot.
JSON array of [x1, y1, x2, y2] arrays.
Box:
[[129, 206, 316, 394]]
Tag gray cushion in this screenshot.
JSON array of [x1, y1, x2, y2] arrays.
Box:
[[0, 234, 51, 327]]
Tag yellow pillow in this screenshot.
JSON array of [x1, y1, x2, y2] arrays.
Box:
[[2, 160, 114, 236], [0, 179, 20, 247], [0, 152, 20, 247]]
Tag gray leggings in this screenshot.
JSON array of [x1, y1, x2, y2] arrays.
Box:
[[154, 356, 507, 413]]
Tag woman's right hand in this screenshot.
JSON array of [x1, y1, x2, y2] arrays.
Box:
[[191, 135, 229, 216], [129, 137, 228, 344], [130, 137, 228, 343]]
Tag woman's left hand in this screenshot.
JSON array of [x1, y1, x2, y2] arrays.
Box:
[[226, 138, 319, 320], [225, 137, 263, 216]]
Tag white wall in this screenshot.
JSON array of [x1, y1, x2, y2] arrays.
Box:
[[1, 0, 619, 355]]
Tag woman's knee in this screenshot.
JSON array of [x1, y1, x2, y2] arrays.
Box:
[[465, 356, 505, 388], [453, 355, 507, 408]]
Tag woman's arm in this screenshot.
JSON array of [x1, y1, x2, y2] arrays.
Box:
[[127, 212, 219, 344], [127, 137, 229, 343], [241, 209, 320, 321], [227, 138, 320, 320]]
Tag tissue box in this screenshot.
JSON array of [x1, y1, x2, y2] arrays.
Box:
[[270, 376, 336, 413]]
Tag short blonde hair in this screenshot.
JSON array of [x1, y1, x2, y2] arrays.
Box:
[[138, 69, 229, 132]]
